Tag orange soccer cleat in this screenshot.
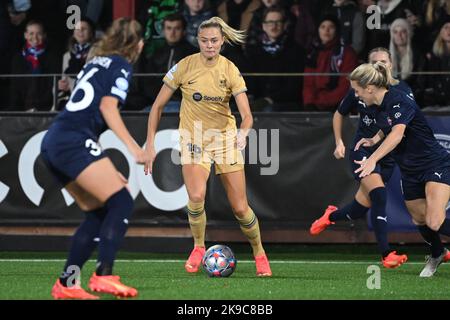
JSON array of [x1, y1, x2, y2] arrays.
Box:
[[310, 205, 338, 236], [382, 251, 408, 269], [255, 254, 272, 277], [185, 246, 206, 273], [51, 279, 99, 300], [88, 273, 138, 298]]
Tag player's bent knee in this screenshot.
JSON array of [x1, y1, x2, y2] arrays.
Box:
[[426, 213, 445, 232]]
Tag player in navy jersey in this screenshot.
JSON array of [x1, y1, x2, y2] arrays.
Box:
[[351, 62, 450, 277], [42, 18, 149, 299], [310, 48, 408, 268]]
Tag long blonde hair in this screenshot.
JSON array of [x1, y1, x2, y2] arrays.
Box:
[[389, 18, 414, 80], [198, 16, 246, 45], [89, 18, 142, 64], [426, 0, 450, 26], [350, 62, 392, 89], [433, 22, 450, 57]]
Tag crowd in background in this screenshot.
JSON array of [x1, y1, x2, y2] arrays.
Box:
[[0, 0, 450, 112]]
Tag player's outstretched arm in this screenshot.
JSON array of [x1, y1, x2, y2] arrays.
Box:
[[332, 111, 346, 159], [235, 92, 253, 151], [99, 96, 148, 164], [144, 84, 175, 175]]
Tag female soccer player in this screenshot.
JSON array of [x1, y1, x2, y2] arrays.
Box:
[[351, 62, 450, 276], [310, 48, 409, 268], [42, 18, 149, 299], [144, 17, 272, 277]]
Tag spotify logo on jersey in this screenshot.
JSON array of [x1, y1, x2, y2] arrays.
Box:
[[193, 92, 203, 102]]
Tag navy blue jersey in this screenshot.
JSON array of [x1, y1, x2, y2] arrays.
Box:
[[379, 87, 450, 176], [41, 55, 133, 186], [338, 80, 413, 147], [51, 55, 132, 139]]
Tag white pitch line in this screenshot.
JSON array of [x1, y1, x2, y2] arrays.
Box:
[[0, 259, 446, 266]]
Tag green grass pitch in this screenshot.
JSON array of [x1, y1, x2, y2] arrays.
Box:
[[0, 245, 449, 300]]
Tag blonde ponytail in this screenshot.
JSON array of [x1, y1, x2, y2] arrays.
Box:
[[198, 16, 246, 45], [350, 62, 391, 89]]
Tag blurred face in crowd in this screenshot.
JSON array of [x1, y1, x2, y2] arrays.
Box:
[[351, 81, 377, 106], [185, 0, 205, 15], [198, 27, 224, 60], [24, 23, 45, 47], [369, 51, 393, 71], [262, 12, 285, 41], [74, 21, 93, 45], [440, 22, 450, 43], [164, 20, 185, 45], [392, 26, 408, 47], [262, 0, 278, 8], [319, 20, 337, 45]]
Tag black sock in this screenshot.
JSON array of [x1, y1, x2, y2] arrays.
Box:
[[438, 219, 450, 238], [329, 200, 369, 222], [96, 188, 134, 276], [418, 225, 444, 258], [60, 208, 106, 287], [369, 187, 390, 256]]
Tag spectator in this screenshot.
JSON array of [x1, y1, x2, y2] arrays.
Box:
[[57, 18, 96, 110], [365, 0, 418, 51], [423, 17, 450, 107], [302, 14, 358, 111], [139, 0, 180, 58], [291, 0, 316, 51], [325, 0, 366, 55], [217, 0, 261, 31], [9, 20, 60, 111], [423, 0, 450, 51], [136, 13, 196, 111], [389, 18, 425, 91], [245, 6, 305, 111], [246, 0, 295, 47], [183, 0, 214, 48], [28, 0, 69, 55], [0, 0, 31, 109]]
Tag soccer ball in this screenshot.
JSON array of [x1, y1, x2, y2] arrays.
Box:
[[202, 244, 237, 277]]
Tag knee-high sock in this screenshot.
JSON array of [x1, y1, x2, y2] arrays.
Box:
[[60, 208, 106, 286], [369, 187, 390, 257], [96, 188, 134, 276], [438, 219, 450, 238], [187, 200, 206, 248], [236, 208, 265, 257], [418, 225, 445, 258], [329, 200, 369, 222]]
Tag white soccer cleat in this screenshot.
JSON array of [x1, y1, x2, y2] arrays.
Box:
[[419, 248, 450, 277]]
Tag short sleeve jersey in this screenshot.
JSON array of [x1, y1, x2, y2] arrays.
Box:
[[379, 87, 450, 175], [338, 80, 414, 148], [163, 53, 247, 136], [52, 55, 132, 139]]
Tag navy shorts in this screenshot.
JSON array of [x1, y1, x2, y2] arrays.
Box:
[[349, 147, 395, 183], [41, 131, 106, 186], [401, 165, 450, 201]]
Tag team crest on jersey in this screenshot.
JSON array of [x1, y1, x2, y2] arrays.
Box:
[[387, 117, 392, 126], [362, 115, 373, 127], [219, 79, 227, 88], [435, 134, 450, 153], [394, 112, 402, 119]]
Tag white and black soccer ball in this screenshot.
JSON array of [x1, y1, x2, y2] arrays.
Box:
[[202, 244, 237, 277]]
